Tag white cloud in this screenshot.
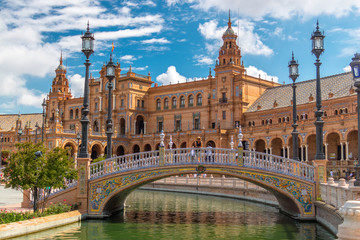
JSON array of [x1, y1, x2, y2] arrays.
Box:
[[198, 19, 273, 56], [123, 66, 149, 71], [69, 74, 84, 97], [245, 66, 279, 82], [120, 55, 139, 63], [343, 65, 351, 72], [141, 38, 170, 44], [189, 0, 360, 20], [156, 66, 187, 85], [194, 55, 214, 65]]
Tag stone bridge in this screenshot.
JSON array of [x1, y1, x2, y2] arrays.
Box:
[[32, 144, 327, 221]]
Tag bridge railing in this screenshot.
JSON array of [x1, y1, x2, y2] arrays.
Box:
[[89, 148, 314, 182]]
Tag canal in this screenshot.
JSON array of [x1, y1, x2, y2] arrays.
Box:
[[14, 189, 335, 240]]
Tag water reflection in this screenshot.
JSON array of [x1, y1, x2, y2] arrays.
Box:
[[14, 190, 335, 240]]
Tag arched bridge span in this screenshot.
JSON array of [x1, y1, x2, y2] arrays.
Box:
[[85, 148, 316, 219]]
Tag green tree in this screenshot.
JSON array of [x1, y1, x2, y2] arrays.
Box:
[[2, 142, 77, 212]]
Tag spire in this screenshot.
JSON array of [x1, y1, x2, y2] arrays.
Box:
[[228, 9, 231, 28], [316, 19, 319, 30], [87, 20, 90, 31], [292, 51, 294, 61], [60, 51, 63, 65]]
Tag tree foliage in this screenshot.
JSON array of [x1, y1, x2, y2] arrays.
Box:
[[2, 142, 77, 212]]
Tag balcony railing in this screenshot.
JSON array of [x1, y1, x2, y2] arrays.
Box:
[[219, 98, 228, 104]]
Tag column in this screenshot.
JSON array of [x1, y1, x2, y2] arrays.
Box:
[[282, 147, 285, 157], [287, 146, 290, 158], [99, 96, 102, 111], [269, 147, 272, 155], [345, 142, 349, 160], [300, 146, 304, 161], [324, 143, 328, 160], [144, 122, 147, 134], [340, 142, 344, 160], [305, 145, 308, 162], [134, 120, 136, 135], [113, 94, 116, 110]]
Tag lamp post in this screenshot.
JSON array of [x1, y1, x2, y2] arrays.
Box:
[[35, 122, 39, 144], [78, 22, 94, 159], [311, 20, 325, 160], [41, 98, 46, 143], [289, 52, 299, 161], [105, 54, 115, 159], [350, 53, 360, 185], [18, 127, 23, 142]]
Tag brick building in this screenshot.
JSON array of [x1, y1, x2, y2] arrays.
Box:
[[0, 17, 357, 178]]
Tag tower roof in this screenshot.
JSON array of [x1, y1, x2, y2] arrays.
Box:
[[56, 53, 66, 71], [223, 10, 236, 36]]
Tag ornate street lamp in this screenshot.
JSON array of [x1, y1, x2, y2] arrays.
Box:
[[289, 52, 300, 161], [18, 127, 23, 142], [311, 20, 325, 160], [78, 22, 95, 158], [105, 54, 115, 159], [35, 122, 39, 144], [350, 53, 360, 185], [41, 98, 46, 143]]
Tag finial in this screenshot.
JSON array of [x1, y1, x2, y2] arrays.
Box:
[[87, 20, 90, 31], [160, 130, 165, 147], [238, 125, 243, 147], [129, 65, 132, 72], [230, 136, 234, 149], [316, 19, 319, 30], [208, 67, 212, 77], [228, 9, 232, 27], [169, 135, 173, 150], [60, 51, 63, 65], [148, 72, 151, 76], [292, 51, 294, 60]]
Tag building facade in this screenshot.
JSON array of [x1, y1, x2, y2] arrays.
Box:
[[0, 17, 357, 178]]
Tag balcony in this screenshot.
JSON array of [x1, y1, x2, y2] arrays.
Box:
[[219, 98, 228, 104]]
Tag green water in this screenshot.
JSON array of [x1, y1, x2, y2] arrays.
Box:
[[16, 190, 335, 240]]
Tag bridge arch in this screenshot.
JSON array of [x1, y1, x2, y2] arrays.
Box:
[[92, 166, 314, 220]]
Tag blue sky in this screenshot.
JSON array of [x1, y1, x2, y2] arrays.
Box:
[[1, 0, 360, 114]]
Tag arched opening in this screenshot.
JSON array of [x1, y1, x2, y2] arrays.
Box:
[[119, 118, 125, 135], [172, 97, 177, 108], [64, 142, 76, 159], [307, 134, 316, 161], [271, 138, 283, 157], [133, 144, 140, 153], [144, 144, 152, 152], [180, 142, 187, 148], [156, 99, 161, 110], [116, 145, 125, 156], [75, 109, 79, 119], [91, 144, 102, 160], [206, 140, 216, 148], [288, 136, 301, 160], [255, 139, 265, 153], [93, 120, 100, 132], [348, 130, 358, 160], [180, 96, 185, 107], [196, 94, 202, 106], [135, 115, 144, 134], [70, 109, 74, 120], [327, 132, 341, 160], [188, 95, 194, 107], [155, 143, 161, 151]]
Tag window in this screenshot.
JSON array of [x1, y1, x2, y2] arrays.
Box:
[[95, 102, 98, 110], [235, 86, 240, 97], [188, 95, 194, 107], [137, 100, 140, 107], [75, 109, 79, 119], [93, 120, 99, 132], [194, 119, 200, 130], [96, 88, 99, 93], [197, 94, 202, 106], [158, 121, 163, 132], [180, 96, 185, 107], [164, 98, 169, 109], [172, 97, 177, 108], [212, 89, 216, 99], [156, 99, 161, 110], [211, 122, 216, 129], [235, 121, 240, 128], [222, 111, 226, 120], [175, 120, 181, 131], [70, 109, 73, 120], [141, 100, 145, 108], [121, 99, 124, 107]]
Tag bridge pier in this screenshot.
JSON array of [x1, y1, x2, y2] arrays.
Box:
[[76, 157, 91, 214], [312, 159, 328, 199]]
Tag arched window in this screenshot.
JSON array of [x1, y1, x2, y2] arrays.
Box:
[[278, 118, 281, 123], [172, 97, 177, 108], [188, 95, 194, 107], [248, 122, 251, 127], [164, 98, 169, 109], [269, 119, 272, 124], [262, 120, 265, 125], [335, 110, 338, 115], [196, 94, 202, 106], [70, 109, 73, 120], [345, 108, 348, 113], [180, 96, 185, 107], [156, 99, 161, 110], [252, 121, 255, 126], [93, 120, 99, 132], [75, 109, 79, 119]]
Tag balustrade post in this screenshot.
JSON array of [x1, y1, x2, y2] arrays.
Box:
[[237, 126, 244, 166], [159, 130, 165, 166], [76, 157, 91, 213], [312, 159, 328, 199]]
